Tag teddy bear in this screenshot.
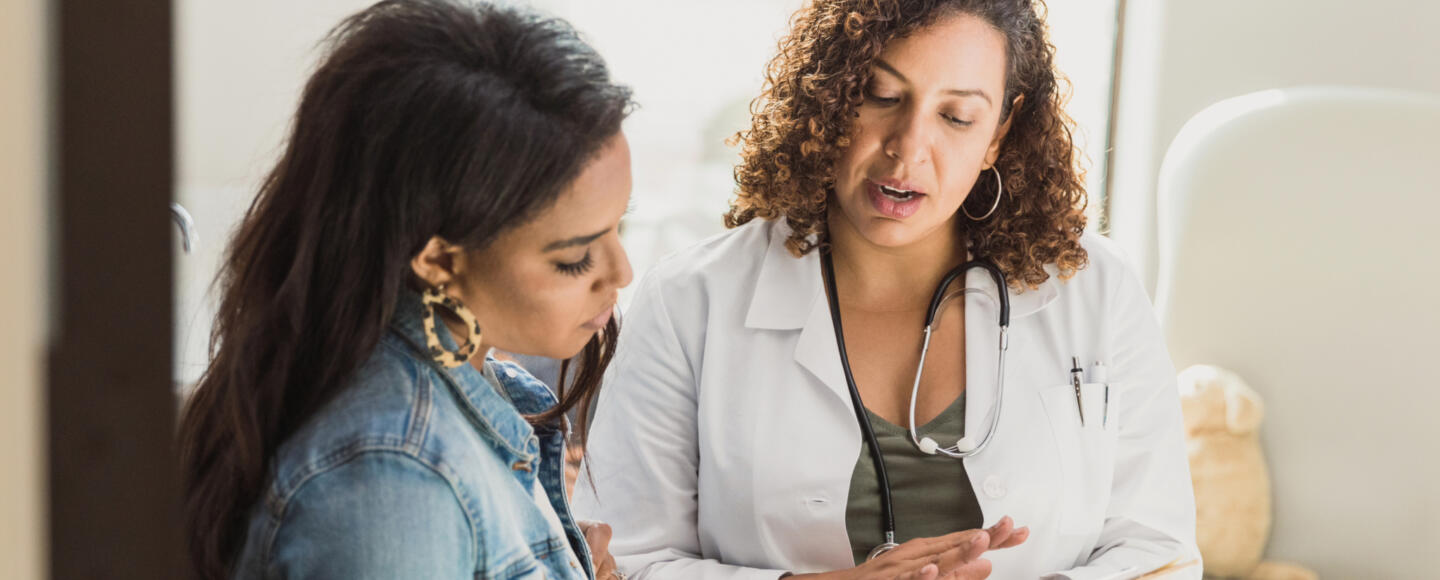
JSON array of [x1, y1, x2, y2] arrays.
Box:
[[1176, 364, 1318, 580]]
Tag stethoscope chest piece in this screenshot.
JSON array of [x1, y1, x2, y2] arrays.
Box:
[[866, 540, 900, 562]]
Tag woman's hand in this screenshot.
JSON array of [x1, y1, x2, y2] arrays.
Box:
[[577, 520, 620, 579], [786, 516, 1029, 580]]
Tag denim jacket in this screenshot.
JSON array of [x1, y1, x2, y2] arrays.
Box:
[[233, 291, 594, 579]]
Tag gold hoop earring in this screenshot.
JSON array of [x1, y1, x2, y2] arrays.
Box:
[[421, 285, 481, 368], [963, 166, 1004, 221]]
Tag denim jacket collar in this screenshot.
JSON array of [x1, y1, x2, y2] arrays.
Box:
[[386, 289, 556, 466]]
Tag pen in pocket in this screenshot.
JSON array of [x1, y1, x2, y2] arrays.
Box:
[[1092, 361, 1109, 428]]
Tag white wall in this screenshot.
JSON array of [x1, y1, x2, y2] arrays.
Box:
[[0, 0, 49, 576], [174, 0, 380, 386], [1109, 0, 1440, 293], [174, 2, 1124, 379]]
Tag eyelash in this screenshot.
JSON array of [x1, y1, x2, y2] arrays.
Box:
[[865, 91, 900, 106], [555, 251, 594, 277], [865, 89, 972, 128], [942, 114, 972, 128]]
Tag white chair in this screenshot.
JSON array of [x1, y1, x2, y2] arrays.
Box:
[[1155, 86, 1440, 578]]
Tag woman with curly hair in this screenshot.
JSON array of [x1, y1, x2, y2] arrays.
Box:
[[575, 0, 1198, 578]]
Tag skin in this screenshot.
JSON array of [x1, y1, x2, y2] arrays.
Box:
[[797, 13, 1030, 579], [410, 131, 634, 571]]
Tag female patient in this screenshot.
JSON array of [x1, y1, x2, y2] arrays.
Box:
[[178, 1, 634, 578], [576, 0, 1198, 578]]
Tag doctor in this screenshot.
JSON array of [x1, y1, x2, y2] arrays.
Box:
[[575, 0, 1199, 578]]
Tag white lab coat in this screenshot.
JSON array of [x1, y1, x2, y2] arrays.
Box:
[[574, 218, 1199, 580]]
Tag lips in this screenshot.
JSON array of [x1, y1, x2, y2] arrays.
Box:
[[582, 304, 614, 331], [865, 178, 926, 219]]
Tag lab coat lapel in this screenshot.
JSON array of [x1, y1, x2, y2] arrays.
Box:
[[794, 287, 854, 411], [743, 220, 855, 409]]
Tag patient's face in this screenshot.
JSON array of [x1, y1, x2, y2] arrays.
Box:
[[448, 133, 634, 360], [830, 12, 1012, 249]]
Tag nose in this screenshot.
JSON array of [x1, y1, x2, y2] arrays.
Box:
[[593, 235, 633, 292], [882, 106, 931, 167]]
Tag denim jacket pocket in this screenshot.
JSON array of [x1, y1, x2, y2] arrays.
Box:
[[532, 535, 587, 579]]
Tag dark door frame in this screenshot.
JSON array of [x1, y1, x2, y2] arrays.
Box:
[[51, 0, 183, 577]]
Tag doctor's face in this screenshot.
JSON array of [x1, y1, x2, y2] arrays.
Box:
[[831, 12, 1013, 249]]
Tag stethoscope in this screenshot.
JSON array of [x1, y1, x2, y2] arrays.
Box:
[[820, 251, 1011, 561]]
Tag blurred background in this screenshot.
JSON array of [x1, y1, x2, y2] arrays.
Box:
[[4, 0, 1437, 578], [168, 0, 1120, 388]]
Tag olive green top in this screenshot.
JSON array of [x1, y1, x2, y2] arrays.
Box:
[[845, 396, 984, 564]]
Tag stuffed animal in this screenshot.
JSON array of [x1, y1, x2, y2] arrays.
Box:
[[1177, 365, 1317, 580]]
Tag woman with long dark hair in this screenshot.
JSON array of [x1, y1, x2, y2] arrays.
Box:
[[178, 1, 634, 578]]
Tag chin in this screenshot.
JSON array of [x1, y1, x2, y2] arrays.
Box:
[[853, 216, 932, 248], [860, 225, 916, 248]]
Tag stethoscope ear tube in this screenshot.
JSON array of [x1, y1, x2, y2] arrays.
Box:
[[927, 259, 1009, 328], [911, 259, 1010, 459]]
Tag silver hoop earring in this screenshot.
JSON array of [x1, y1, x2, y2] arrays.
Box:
[[963, 166, 1004, 221]]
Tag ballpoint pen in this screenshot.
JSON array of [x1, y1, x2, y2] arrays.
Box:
[[1070, 356, 1085, 427], [1103, 383, 1110, 428]]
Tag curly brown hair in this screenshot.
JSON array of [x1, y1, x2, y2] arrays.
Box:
[[725, 0, 1088, 289]]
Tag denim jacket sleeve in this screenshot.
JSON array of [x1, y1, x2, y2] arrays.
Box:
[[265, 450, 476, 579]]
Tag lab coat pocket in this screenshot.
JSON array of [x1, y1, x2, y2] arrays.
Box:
[[1039, 382, 1120, 536]]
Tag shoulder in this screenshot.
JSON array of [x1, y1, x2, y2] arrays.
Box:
[[1039, 230, 1153, 319], [263, 341, 430, 496], [253, 450, 477, 577], [624, 218, 792, 337], [640, 218, 781, 292], [261, 341, 512, 518], [1075, 229, 1142, 286], [1060, 230, 1148, 298], [277, 449, 470, 521]]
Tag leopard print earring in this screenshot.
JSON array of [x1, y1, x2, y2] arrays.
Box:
[[420, 284, 481, 368]]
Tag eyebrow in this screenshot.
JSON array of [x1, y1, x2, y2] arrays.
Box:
[[873, 59, 993, 105], [543, 228, 609, 252]]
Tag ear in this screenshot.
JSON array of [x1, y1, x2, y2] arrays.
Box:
[[410, 236, 463, 289], [983, 93, 1024, 168], [1181, 383, 1227, 435], [1225, 383, 1265, 435]]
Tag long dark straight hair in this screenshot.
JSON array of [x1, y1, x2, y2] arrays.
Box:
[[176, 1, 632, 577]]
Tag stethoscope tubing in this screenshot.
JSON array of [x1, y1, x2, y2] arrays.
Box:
[[820, 250, 1011, 561], [821, 251, 900, 554]]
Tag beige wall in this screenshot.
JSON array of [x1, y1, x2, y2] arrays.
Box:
[[1109, 0, 1440, 293], [0, 0, 49, 577]]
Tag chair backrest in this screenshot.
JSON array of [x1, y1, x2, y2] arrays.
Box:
[[1156, 86, 1440, 578]]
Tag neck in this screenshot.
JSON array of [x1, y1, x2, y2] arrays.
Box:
[[826, 206, 967, 312]]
